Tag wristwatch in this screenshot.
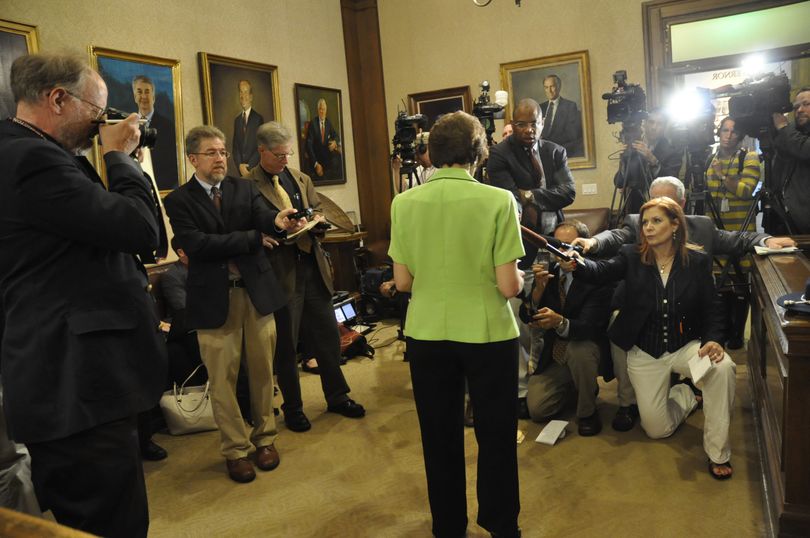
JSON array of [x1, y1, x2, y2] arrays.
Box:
[[522, 190, 534, 203]]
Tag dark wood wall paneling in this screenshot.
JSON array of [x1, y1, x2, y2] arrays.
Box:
[[340, 0, 392, 246]]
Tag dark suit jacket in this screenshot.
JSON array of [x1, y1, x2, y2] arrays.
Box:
[[575, 245, 725, 354], [147, 111, 179, 191], [613, 136, 682, 190], [0, 119, 167, 443], [232, 109, 264, 171], [540, 97, 583, 157], [245, 165, 334, 297], [306, 117, 340, 172], [591, 214, 767, 258], [488, 136, 575, 265], [163, 176, 288, 330], [530, 266, 613, 377]]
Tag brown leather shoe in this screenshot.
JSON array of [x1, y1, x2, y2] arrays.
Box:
[[226, 457, 256, 483], [255, 444, 280, 471]]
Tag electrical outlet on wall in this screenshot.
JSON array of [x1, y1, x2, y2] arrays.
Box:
[[582, 183, 597, 195]]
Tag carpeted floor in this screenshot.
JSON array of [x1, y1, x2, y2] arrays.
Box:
[[144, 321, 768, 537]]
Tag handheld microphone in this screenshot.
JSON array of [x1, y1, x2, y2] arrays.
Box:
[[542, 234, 584, 255], [520, 226, 581, 264]]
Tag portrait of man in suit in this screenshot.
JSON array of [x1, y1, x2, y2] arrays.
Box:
[[305, 97, 343, 181], [539, 74, 583, 158], [232, 79, 264, 177], [132, 74, 179, 191]]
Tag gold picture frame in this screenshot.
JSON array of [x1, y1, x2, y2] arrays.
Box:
[[501, 50, 596, 169], [89, 46, 185, 193], [1, 19, 40, 120], [198, 52, 281, 177]]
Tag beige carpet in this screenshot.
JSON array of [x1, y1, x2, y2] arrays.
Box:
[[144, 321, 768, 537]]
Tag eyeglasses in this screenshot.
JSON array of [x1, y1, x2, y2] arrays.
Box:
[[65, 90, 106, 120], [191, 150, 231, 159], [271, 149, 295, 159], [512, 121, 539, 130]]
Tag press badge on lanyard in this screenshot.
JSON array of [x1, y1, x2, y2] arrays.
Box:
[[720, 197, 730, 213]]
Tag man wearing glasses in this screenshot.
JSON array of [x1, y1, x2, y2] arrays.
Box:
[[245, 121, 366, 433], [164, 126, 305, 484], [0, 53, 166, 537], [771, 86, 810, 234], [131, 74, 178, 190], [488, 97, 576, 419]]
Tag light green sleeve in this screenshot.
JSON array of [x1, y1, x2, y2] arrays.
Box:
[[493, 192, 525, 266], [387, 196, 408, 265]]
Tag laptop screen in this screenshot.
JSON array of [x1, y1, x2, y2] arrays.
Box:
[[333, 298, 357, 325], [341, 302, 356, 322]]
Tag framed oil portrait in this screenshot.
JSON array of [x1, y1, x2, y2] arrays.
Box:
[[294, 83, 346, 186], [90, 46, 184, 192], [501, 50, 596, 169], [1, 19, 40, 120], [408, 86, 472, 129], [199, 53, 280, 178]]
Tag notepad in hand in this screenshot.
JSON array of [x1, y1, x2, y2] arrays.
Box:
[[688, 354, 714, 386], [754, 245, 799, 256]]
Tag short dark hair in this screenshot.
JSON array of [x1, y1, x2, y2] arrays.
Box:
[[185, 125, 226, 155], [10, 52, 91, 104], [132, 75, 154, 90], [428, 111, 488, 168], [512, 98, 540, 120], [554, 219, 590, 239]]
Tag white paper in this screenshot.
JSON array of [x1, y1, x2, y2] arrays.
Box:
[[754, 245, 799, 256], [535, 420, 568, 445], [688, 354, 714, 386]]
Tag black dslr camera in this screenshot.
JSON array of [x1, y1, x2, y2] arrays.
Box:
[[104, 107, 158, 149], [722, 73, 793, 138], [391, 111, 428, 174], [602, 70, 647, 142]]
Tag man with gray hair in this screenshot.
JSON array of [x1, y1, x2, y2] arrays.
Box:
[[0, 52, 166, 536], [305, 97, 342, 180], [164, 125, 305, 483], [131, 74, 178, 190], [539, 74, 583, 157], [572, 176, 795, 432], [246, 121, 365, 433]]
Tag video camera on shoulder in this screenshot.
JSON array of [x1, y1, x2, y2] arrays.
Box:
[[716, 72, 793, 139], [102, 107, 158, 149]]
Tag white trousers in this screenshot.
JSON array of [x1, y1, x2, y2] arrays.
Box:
[[627, 341, 736, 464]]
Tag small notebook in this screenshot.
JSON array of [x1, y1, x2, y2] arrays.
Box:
[[283, 219, 320, 243], [754, 245, 799, 256], [688, 354, 714, 386]]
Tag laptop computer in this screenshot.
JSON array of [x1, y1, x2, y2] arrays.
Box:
[[333, 297, 373, 335]]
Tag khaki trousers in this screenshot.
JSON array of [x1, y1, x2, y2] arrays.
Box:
[[197, 288, 278, 459], [627, 341, 736, 464]]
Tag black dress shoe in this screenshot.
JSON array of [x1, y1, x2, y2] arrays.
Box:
[[285, 410, 312, 432], [301, 359, 321, 374], [578, 411, 602, 436], [517, 397, 530, 420], [327, 399, 366, 418], [141, 439, 168, 461], [611, 404, 639, 432]]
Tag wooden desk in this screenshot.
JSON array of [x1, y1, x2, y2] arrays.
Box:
[[321, 231, 368, 293], [749, 252, 810, 537]]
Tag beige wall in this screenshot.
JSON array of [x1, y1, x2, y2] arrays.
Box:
[[379, 0, 648, 209], [0, 0, 361, 215]]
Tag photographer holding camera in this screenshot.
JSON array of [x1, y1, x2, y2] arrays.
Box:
[[771, 86, 810, 234], [614, 108, 682, 214]]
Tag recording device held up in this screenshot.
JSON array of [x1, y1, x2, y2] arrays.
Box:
[[102, 107, 158, 149], [472, 80, 505, 146], [391, 110, 428, 174]]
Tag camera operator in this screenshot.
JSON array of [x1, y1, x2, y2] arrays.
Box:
[[771, 86, 810, 234], [392, 131, 435, 193], [614, 108, 682, 214]]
